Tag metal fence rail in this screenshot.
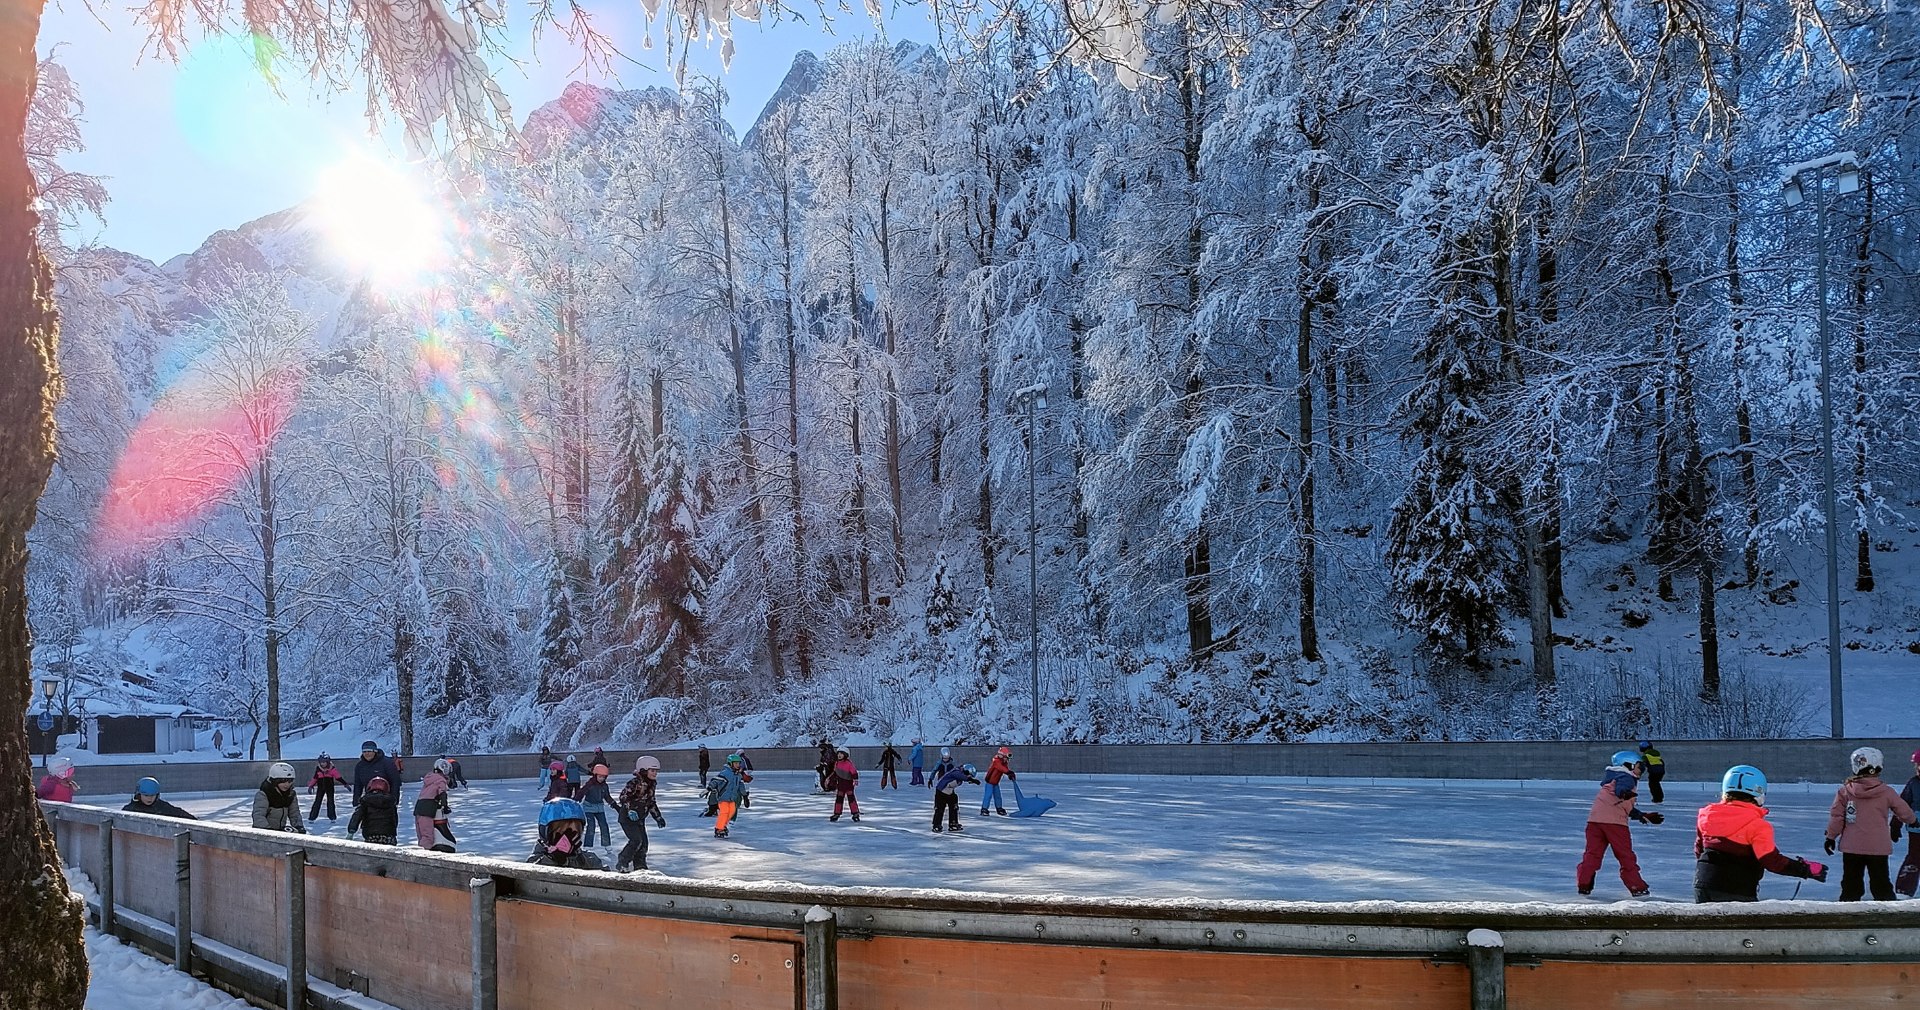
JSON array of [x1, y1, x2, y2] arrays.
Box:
[[41, 799, 1920, 1010]]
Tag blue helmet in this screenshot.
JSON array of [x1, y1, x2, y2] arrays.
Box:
[[962, 763, 978, 776], [135, 777, 161, 797], [1722, 764, 1767, 805], [1638, 740, 1652, 751], [538, 798, 585, 828], [1610, 750, 1642, 769]]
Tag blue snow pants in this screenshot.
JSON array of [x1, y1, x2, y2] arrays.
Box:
[[910, 765, 925, 786], [982, 782, 1004, 812], [584, 810, 610, 847]]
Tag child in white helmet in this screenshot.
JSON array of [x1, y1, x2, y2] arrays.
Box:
[[35, 755, 76, 802], [614, 756, 666, 871], [252, 762, 307, 833], [1823, 747, 1918, 901]]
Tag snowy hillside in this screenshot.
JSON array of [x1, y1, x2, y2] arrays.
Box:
[[29, 29, 1920, 758]]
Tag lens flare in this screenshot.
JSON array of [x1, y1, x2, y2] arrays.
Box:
[[308, 154, 448, 287]]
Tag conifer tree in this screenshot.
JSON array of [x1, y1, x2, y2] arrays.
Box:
[[536, 550, 584, 704], [925, 551, 962, 638], [632, 430, 706, 698]]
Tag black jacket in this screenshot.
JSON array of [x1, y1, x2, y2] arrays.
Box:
[[352, 751, 403, 805], [123, 796, 197, 820], [528, 843, 606, 870], [348, 791, 400, 839]]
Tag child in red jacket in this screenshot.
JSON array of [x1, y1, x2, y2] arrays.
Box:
[[829, 748, 861, 822], [1577, 750, 1663, 898], [982, 747, 1015, 816]]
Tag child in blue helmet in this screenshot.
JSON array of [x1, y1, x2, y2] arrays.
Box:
[[123, 777, 196, 820], [1695, 764, 1826, 902], [530, 798, 606, 870], [1577, 750, 1662, 898], [931, 763, 981, 832]]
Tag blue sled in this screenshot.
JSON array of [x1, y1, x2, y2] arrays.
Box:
[[1008, 780, 1056, 818]]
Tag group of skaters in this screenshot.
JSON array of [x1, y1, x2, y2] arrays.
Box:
[[518, 739, 1029, 873], [1578, 741, 1920, 903]]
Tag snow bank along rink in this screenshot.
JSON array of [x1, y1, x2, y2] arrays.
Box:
[[154, 771, 1857, 903], [66, 872, 254, 1010]]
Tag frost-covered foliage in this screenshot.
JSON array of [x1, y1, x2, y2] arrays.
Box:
[[34, 8, 1920, 749]]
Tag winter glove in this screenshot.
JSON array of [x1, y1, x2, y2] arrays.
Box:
[[1824, 837, 1837, 855], [1894, 822, 1905, 843], [1641, 811, 1663, 825], [1803, 859, 1829, 883], [654, 816, 666, 828]]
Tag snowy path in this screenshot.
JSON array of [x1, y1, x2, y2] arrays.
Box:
[[150, 772, 1873, 904]]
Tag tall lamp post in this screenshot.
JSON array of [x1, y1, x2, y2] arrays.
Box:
[[1008, 383, 1048, 747], [1783, 151, 1861, 739], [38, 676, 57, 772]]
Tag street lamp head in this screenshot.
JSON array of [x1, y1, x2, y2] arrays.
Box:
[[1837, 166, 1861, 194], [1783, 176, 1804, 207], [40, 678, 56, 699]]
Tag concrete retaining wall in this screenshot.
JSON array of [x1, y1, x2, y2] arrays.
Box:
[[65, 736, 1920, 797]]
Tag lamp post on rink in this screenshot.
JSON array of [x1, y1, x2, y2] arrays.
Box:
[[1007, 383, 1048, 746], [1782, 150, 1861, 739]]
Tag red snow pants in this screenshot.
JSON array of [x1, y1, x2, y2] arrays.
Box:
[[1577, 822, 1647, 893]]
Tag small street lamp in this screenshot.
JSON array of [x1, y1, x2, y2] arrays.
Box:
[[1007, 383, 1048, 747], [1782, 150, 1862, 739], [39, 676, 58, 772]]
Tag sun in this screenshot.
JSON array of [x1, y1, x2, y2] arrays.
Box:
[[309, 154, 449, 286]]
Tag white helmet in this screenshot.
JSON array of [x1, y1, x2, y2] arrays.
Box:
[[48, 755, 74, 778], [268, 762, 296, 781], [635, 756, 661, 772], [433, 758, 453, 776], [1850, 747, 1885, 776], [941, 747, 951, 758]]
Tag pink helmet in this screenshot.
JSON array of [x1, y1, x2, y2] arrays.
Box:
[[549, 760, 564, 773], [1911, 749, 1920, 765]]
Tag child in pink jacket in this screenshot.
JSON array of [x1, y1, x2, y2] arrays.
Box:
[[413, 762, 453, 850], [1577, 750, 1664, 898], [1824, 747, 1918, 901]]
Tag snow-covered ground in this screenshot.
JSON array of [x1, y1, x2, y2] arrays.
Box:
[[63, 872, 253, 1010], [152, 771, 1885, 904]]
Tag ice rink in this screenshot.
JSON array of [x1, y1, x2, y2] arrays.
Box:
[[143, 770, 1871, 903]]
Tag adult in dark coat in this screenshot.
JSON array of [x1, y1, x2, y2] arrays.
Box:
[[351, 740, 404, 806]]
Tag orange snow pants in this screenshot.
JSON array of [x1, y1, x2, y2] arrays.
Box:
[[716, 800, 738, 832]]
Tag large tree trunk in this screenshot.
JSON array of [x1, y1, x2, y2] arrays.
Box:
[[0, 0, 90, 1002], [1295, 273, 1319, 662], [1851, 177, 1874, 593]]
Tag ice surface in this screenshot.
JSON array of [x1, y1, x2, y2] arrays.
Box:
[[157, 771, 1876, 904]]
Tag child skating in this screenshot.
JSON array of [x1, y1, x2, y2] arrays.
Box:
[[982, 747, 1015, 816], [529, 798, 605, 870], [1899, 750, 1920, 897], [830, 747, 861, 822], [1694, 764, 1827, 902], [878, 742, 901, 789], [1577, 750, 1662, 898], [1637, 740, 1665, 804], [581, 763, 614, 848], [709, 753, 750, 838], [909, 739, 926, 787], [413, 760, 453, 851], [347, 776, 398, 844], [308, 753, 344, 821], [613, 756, 666, 872], [932, 763, 980, 832], [1823, 747, 1918, 902]]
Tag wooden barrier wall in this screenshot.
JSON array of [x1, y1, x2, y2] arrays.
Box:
[[41, 800, 1920, 1010]]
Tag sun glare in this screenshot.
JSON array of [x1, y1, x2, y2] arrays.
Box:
[[310, 155, 448, 287]]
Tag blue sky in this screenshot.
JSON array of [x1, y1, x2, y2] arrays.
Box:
[[41, 1, 926, 263]]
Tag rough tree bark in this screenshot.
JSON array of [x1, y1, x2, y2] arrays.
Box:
[[0, 0, 91, 1002]]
